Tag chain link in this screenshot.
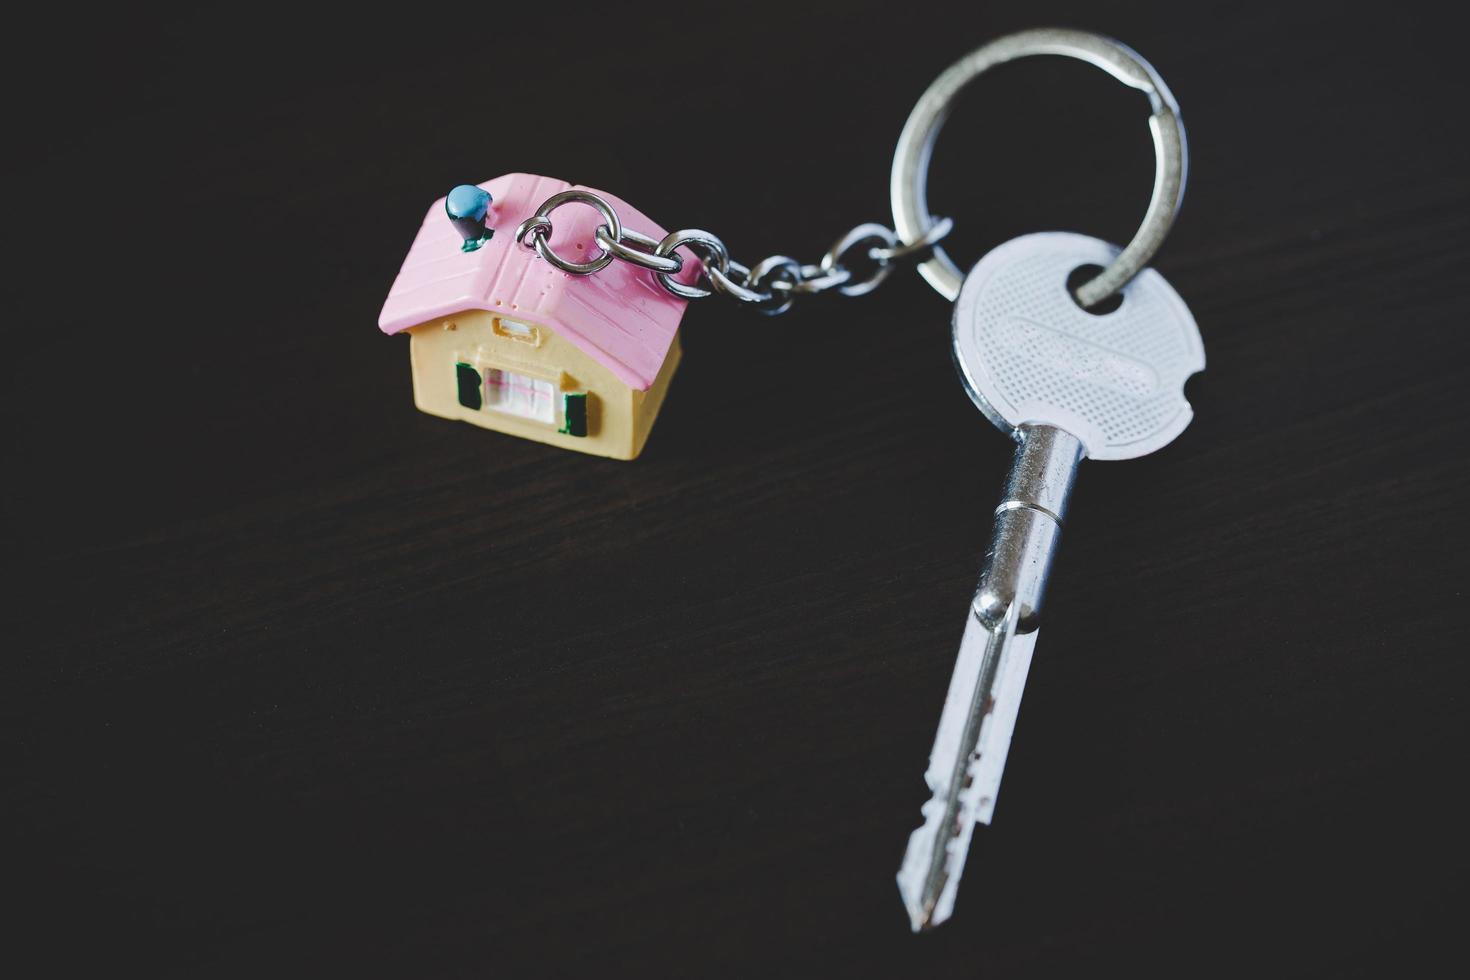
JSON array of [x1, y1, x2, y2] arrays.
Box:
[[513, 191, 952, 316]]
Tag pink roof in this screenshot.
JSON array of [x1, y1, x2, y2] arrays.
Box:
[[378, 173, 687, 391]]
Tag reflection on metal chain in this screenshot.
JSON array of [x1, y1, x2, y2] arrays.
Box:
[[514, 191, 953, 317]]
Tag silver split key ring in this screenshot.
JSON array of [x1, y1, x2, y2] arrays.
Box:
[[890, 27, 1188, 308]]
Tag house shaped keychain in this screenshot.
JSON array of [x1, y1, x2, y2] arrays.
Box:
[[378, 161, 956, 459], [378, 173, 686, 460]]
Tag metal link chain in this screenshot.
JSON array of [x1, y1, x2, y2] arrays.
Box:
[[513, 190, 952, 316]]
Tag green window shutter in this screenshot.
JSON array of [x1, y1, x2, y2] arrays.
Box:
[[559, 392, 587, 437], [455, 362, 482, 410]]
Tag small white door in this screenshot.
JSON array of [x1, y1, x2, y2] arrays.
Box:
[[484, 368, 556, 424]]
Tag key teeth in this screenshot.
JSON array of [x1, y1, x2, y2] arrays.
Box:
[[897, 819, 949, 932], [903, 887, 942, 932], [898, 801, 976, 932]]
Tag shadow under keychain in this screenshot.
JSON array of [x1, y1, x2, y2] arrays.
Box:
[[377, 28, 1204, 932]]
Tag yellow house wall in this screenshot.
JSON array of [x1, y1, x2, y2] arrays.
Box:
[[628, 336, 680, 458], [405, 309, 680, 460]]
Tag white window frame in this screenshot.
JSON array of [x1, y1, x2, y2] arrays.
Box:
[[483, 366, 557, 425]]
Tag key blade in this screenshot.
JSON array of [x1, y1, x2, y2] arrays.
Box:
[[969, 620, 1038, 827], [897, 603, 1039, 931]]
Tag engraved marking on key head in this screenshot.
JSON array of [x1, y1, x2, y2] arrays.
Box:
[[953, 232, 1206, 460]]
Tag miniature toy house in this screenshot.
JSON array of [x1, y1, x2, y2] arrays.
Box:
[[378, 173, 688, 460]]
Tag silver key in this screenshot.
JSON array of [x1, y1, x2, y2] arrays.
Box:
[[897, 231, 1206, 931]]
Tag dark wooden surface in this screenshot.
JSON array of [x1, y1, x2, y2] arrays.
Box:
[[5, 3, 1468, 976]]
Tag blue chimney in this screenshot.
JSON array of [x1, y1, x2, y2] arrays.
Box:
[[446, 184, 494, 252]]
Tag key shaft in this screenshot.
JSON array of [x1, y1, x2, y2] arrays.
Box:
[[975, 424, 1082, 632]]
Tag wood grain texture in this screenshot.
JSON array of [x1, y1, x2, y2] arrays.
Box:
[[4, 3, 1467, 976]]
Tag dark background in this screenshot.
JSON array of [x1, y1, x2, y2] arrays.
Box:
[[5, 2, 1467, 976]]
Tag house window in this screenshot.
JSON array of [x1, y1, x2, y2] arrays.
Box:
[[485, 368, 556, 423], [493, 317, 540, 345]]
